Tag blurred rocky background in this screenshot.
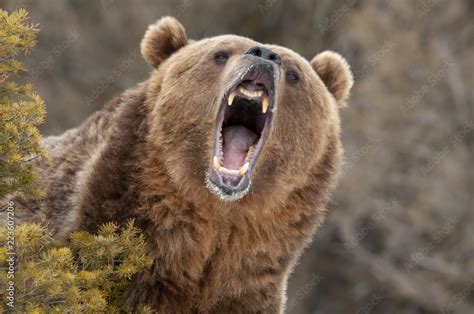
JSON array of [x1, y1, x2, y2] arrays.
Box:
[[2, 0, 473, 313]]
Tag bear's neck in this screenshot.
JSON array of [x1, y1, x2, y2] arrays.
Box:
[[78, 82, 216, 232]]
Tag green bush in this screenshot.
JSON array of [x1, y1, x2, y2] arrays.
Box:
[[0, 9, 154, 312], [0, 8, 47, 199], [0, 220, 153, 313]]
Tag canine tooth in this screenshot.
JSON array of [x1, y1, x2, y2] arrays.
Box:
[[213, 156, 221, 170], [239, 162, 249, 176], [228, 91, 237, 106], [262, 96, 269, 113]]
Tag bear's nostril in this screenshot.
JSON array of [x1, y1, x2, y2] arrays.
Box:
[[249, 47, 262, 57], [269, 53, 281, 66], [245, 46, 281, 66]]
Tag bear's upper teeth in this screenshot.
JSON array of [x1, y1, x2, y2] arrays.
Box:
[[262, 96, 269, 113], [228, 86, 270, 113], [238, 86, 264, 98], [228, 91, 237, 106]]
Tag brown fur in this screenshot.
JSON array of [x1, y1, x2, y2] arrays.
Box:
[[311, 51, 353, 107], [1, 17, 353, 313]]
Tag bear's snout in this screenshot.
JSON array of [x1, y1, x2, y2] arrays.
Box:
[[244, 46, 282, 66]]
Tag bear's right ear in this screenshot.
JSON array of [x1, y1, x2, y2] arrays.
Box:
[[310, 51, 353, 107], [141, 17, 188, 68]]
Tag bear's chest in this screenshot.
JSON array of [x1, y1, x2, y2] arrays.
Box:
[[147, 210, 291, 299]]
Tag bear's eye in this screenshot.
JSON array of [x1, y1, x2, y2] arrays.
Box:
[[214, 51, 230, 65], [286, 70, 300, 84]]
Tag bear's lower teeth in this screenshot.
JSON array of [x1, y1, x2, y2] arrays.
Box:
[[213, 158, 249, 177], [246, 145, 257, 161]]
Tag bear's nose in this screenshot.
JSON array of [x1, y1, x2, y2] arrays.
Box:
[[245, 46, 281, 66]]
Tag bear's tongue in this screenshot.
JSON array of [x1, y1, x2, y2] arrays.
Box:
[[222, 126, 257, 170]]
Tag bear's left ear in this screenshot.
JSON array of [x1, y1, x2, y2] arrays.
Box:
[[310, 51, 353, 107], [141, 16, 188, 68]]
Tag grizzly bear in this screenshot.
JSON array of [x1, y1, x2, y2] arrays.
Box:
[[3, 17, 353, 312]]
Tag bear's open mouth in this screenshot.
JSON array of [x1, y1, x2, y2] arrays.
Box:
[[208, 63, 276, 200]]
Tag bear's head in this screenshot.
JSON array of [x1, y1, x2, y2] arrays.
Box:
[[141, 17, 353, 205]]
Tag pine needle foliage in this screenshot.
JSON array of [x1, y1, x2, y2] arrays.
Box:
[[0, 9, 155, 312], [0, 220, 154, 313], [0, 9, 47, 199]]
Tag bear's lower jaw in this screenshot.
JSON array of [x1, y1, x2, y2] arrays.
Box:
[[206, 175, 251, 202], [207, 62, 276, 201]]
